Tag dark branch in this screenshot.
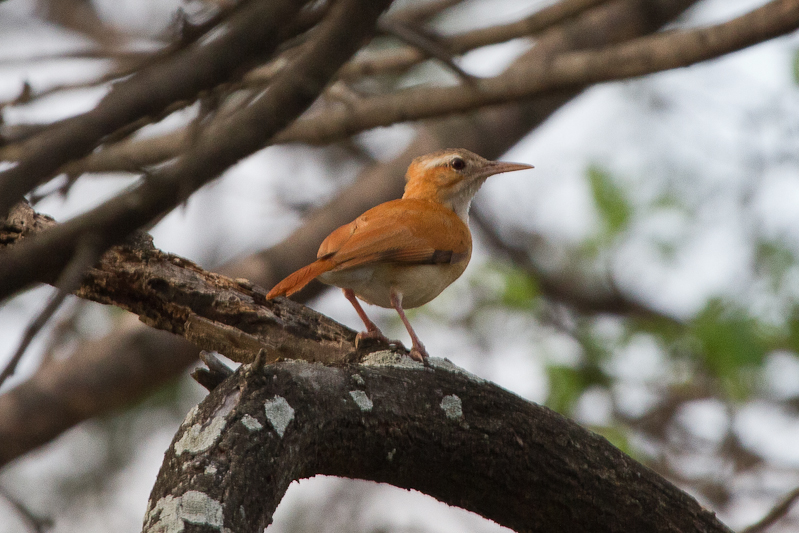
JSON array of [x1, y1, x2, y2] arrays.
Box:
[[65, 0, 614, 174], [0, 0, 308, 217], [0, 0, 394, 304], [0, 233, 103, 387], [144, 357, 733, 533], [274, 0, 799, 145]]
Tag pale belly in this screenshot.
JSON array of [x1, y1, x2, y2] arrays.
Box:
[[318, 262, 468, 308]]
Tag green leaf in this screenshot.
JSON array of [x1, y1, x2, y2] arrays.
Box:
[[691, 299, 770, 385], [587, 165, 632, 236], [546, 361, 609, 414], [500, 265, 539, 309], [590, 425, 635, 457], [546, 365, 585, 414], [785, 308, 799, 353]]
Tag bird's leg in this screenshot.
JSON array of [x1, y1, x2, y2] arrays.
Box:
[[390, 289, 429, 363], [342, 289, 405, 350]]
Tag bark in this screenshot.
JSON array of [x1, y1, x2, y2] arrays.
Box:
[[144, 355, 733, 533], [0, 202, 360, 367]]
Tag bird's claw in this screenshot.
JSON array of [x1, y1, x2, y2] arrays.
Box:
[[355, 330, 407, 352], [409, 345, 430, 366]]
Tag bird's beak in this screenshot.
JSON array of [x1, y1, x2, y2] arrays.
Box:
[[480, 160, 534, 180]]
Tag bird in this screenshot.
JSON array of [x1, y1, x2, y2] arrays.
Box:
[[266, 148, 533, 362]]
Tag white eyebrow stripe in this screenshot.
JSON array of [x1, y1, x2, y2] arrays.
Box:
[[421, 155, 454, 170]]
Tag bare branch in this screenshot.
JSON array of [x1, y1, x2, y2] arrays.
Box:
[[389, 0, 464, 23], [74, 0, 793, 175], [0, 233, 103, 387], [377, 17, 475, 82], [0, 0, 394, 304], [0, 485, 51, 533], [144, 357, 733, 533], [339, 0, 611, 79], [0, 203, 361, 366], [741, 485, 799, 533], [64, 0, 612, 175], [0, 0, 308, 217], [36, 0, 127, 48], [276, 0, 799, 145], [0, 319, 199, 467]]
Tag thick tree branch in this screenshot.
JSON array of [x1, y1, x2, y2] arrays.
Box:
[[0, 0, 394, 304], [0, 322, 198, 467], [0, 203, 362, 368], [143, 356, 733, 533], [0, 0, 309, 218]]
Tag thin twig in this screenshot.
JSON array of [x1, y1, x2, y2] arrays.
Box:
[[741, 486, 799, 533], [389, 0, 464, 23], [378, 17, 475, 82], [0, 234, 102, 388], [339, 0, 610, 79], [0, 486, 52, 533]]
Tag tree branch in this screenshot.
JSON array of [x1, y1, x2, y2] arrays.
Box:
[[0, 0, 308, 218], [741, 485, 799, 533], [143, 356, 733, 533], [0, 203, 362, 368], [0, 0, 394, 304], [0, 321, 198, 467], [63, 0, 612, 175], [274, 0, 799, 146]]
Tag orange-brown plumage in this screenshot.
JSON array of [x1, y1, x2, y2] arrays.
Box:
[[267, 149, 532, 361]]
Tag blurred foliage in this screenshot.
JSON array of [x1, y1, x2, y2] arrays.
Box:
[[587, 165, 632, 239], [793, 48, 799, 85], [496, 263, 540, 310], [690, 298, 770, 398], [756, 239, 797, 290]]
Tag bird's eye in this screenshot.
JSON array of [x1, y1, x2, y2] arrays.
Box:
[[450, 157, 465, 171]]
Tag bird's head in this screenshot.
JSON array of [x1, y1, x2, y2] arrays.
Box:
[[403, 149, 533, 221]]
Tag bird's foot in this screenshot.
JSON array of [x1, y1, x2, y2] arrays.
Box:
[[355, 329, 407, 352], [409, 344, 430, 366]]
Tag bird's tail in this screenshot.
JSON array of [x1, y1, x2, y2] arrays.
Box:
[[266, 258, 335, 299]]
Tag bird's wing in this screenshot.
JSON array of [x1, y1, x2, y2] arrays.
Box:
[[318, 199, 471, 270]]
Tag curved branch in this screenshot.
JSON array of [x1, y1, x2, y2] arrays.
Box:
[[144, 357, 733, 533]]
